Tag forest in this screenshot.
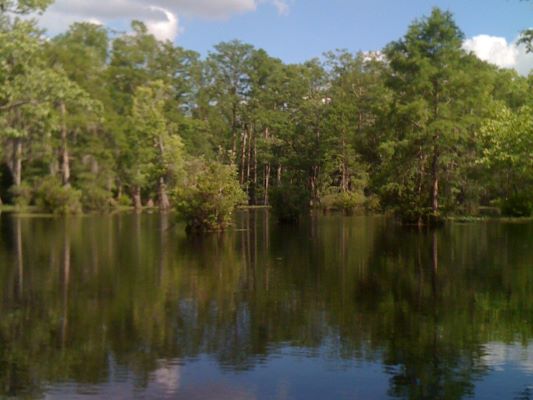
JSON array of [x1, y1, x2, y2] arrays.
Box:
[[1, 0, 532, 228]]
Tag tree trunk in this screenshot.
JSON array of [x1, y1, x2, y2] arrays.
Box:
[[246, 126, 252, 185], [132, 186, 142, 210], [231, 103, 238, 155], [310, 174, 317, 207], [341, 134, 347, 192], [240, 129, 248, 185], [158, 177, 170, 211], [263, 128, 271, 205], [431, 144, 440, 215], [342, 161, 348, 192], [310, 165, 320, 205], [12, 139, 22, 187], [117, 185, 123, 201], [155, 133, 171, 211], [49, 160, 59, 177], [60, 102, 70, 187], [277, 165, 282, 185], [264, 163, 271, 206], [416, 146, 427, 225], [248, 126, 257, 205]]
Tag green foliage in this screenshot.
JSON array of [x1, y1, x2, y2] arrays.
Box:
[[378, 8, 495, 223], [501, 194, 533, 217], [0, 6, 531, 221], [270, 183, 310, 224], [0, 0, 52, 14], [34, 177, 82, 214], [8, 181, 31, 208], [80, 185, 115, 212], [125, 80, 184, 209], [321, 191, 366, 213], [479, 105, 533, 199], [364, 194, 381, 213], [174, 160, 247, 232], [117, 193, 133, 208]]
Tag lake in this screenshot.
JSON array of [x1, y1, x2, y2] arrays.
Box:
[[0, 211, 532, 399]]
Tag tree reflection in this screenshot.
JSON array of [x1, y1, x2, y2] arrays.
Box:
[[0, 213, 532, 398]]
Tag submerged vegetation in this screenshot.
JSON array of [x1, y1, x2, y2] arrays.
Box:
[[0, 1, 532, 229]]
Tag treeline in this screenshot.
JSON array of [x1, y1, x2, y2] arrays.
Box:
[[1, 1, 532, 221]]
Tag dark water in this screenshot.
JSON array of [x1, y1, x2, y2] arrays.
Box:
[[0, 211, 532, 399]]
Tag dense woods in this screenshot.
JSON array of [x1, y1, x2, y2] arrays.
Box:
[[1, 1, 532, 226]]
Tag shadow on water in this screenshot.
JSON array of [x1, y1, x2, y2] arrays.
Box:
[[0, 211, 532, 398]]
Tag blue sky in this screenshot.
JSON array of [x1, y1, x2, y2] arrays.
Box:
[[178, 0, 533, 63], [39, 0, 533, 72]]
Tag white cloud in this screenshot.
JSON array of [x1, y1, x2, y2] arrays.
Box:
[[146, 7, 180, 41], [38, 0, 290, 41], [266, 0, 290, 16], [463, 34, 533, 76]]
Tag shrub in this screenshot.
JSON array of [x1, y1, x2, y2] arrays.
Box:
[[8, 182, 32, 208], [34, 177, 82, 214], [81, 186, 116, 212], [321, 191, 365, 213], [501, 194, 533, 217], [174, 160, 247, 233], [117, 193, 133, 208], [270, 183, 310, 224], [364, 194, 381, 213]]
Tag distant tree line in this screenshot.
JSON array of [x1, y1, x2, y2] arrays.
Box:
[[1, 1, 532, 226]]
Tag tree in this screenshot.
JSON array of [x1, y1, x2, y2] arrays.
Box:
[[0, 0, 51, 14], [46, 23, 121, 208], [479, 104, 533, 216], [107, 21, 160, 114], [321, 51, 391, 211], [0, 18, 97, 198], [380, 8, 493, 224], [128, 81, 184, 210], [174, 159, 246, 232], [204, 40, 255, 159]]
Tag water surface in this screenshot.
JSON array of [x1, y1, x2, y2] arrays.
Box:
[[0, 211, 532, 399]]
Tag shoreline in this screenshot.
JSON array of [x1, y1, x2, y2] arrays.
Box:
[[1, 205, 532, 223]]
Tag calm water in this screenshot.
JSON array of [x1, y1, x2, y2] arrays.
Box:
[[0, 211, 532, 399]]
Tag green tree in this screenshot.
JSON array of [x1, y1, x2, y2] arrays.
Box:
[[0, 0, 51, 14], [321, 51, 391, 211], [479, 105, 533, 216], [107, 21, 160, 114], [381, 8, 493, 223], [45, 23, 118, 209], [128, 81, 184, 210], [174, 159, 246, 232]]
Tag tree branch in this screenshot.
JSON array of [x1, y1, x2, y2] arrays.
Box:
[[0, 100, 37, 112]]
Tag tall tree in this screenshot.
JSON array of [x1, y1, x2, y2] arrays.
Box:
[[381, 8, 493, 223], [479, 104, 533, 212], [128, 81, 184, 210], [204, 40, 254, 160]]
